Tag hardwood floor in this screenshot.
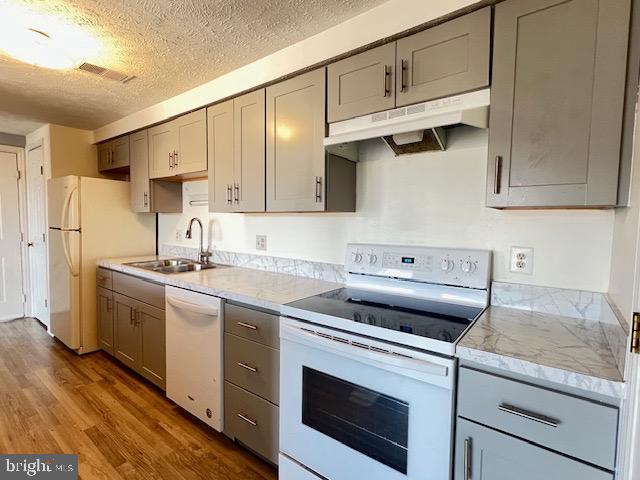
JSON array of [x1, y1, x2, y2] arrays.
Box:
[[0, 318, 277, 480]]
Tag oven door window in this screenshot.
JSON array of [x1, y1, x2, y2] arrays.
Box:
[[302, 367, 409, 474]]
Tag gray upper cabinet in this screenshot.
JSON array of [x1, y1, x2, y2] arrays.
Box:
[[130, 129, 182, 214], [486, 0, 631, 208], [148, 108, 207, 179], [396, 7, 490, 107], [98, 136, 130, 172], [208, 90, 266, 213], [327, 43, 396, 123], [267, 68, 356, 212], [454, 418, 613, 480]]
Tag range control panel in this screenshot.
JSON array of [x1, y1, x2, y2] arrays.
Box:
[[345, 243, 492, 290]]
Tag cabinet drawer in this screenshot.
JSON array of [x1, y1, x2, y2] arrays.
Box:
[[224, 333, 279, 404], [224, 381, 278, 464], [224, 303, 279, 348], [96, 268, 113, 290], [112, 271, 165, 309], [458, 367, 618, 469]]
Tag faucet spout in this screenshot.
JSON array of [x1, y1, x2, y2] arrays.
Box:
[[186, 217, 212, 264]]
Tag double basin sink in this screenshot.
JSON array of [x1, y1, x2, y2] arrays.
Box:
[[125, 258, 224, 274]]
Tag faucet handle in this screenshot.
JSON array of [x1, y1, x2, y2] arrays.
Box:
[[200, 249, 213, 264]]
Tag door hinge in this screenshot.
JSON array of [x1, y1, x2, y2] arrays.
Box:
[[21, 232, 24, 242], [44, 299, 48, 308], [22, 293, 27, 303], [632, 312, 640, 355], [42, 233, 46, 242], [40, 165, 43, 175], [17, 170, 21, 180]]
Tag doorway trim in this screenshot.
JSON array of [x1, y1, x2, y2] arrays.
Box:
[[0, 144, 29, 320]]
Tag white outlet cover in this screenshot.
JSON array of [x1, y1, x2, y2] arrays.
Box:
[[256, 235, 267, 251], [176, 229, 183, 241], [510, 246, 533, 274]]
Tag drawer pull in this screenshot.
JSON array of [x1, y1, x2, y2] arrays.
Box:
[[498, 403, 559, 428], [237, 413, 257, 427], [236, 321, 258, 330], [237, 362, 258, 373], [464, 437, 472, 480]]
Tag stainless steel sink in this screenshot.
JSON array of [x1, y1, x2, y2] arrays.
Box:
[[124, 258, 223, 274]]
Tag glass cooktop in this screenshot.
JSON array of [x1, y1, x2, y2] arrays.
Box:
[[285, 287, 483, 343]]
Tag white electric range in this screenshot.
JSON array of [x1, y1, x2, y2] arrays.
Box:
[[279, 243, 491, 480]]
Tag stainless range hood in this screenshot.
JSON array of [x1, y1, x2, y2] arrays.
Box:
[[324, 88, 490, 156]]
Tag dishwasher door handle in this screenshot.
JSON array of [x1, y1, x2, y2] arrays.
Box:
[[166, 295, 219, 316]]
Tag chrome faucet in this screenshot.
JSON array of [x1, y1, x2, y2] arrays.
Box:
[[185, 217, 212, 264]]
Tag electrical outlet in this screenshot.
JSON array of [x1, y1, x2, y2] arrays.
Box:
[[175, 229, 183, 241], [510, 247, 533, 274], [256, 235, 267, 251]]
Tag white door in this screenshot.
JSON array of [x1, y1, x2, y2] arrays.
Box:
[[0, 150, 25, 321], [26, 145, 49, 326]]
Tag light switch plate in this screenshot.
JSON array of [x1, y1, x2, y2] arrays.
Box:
[[510, 247, 533, 274], [256, 235, 267, 251], [176, 229, 183, 241]]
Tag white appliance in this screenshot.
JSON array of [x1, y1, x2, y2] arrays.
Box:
[[324, 88, 490, 152], [166, 286, 224, 431], [48, 176, 155, 353], [279, 243, 491, 480]]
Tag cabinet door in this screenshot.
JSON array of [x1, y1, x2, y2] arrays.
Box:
[[148, 121, 175, 179], [113, 293, 139, 371], [175, 108, 207, 175], [129, 130, 150, 212], [454, 418, 613, 480], [97, 142, 112, 171], [266, 68, 326, 212], [96, 287, 114, 355], [138, 302, 166, 390], [327, 43, 396, 123], [235, 89, 266, 212], [207, 100, 235, 213], [486, 0, 630, 207], [111, 136, 130, 168], [396, 7, 490, 107]]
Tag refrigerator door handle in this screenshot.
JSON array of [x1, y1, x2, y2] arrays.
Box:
[[61, 230, 79, 277], [60, 184, 78, 231]]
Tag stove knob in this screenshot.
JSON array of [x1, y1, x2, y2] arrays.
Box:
[[440, 257, 453, 272], [367, 252, 378, 264], [461, 258, 476, 274], [352, 251, 363, 263]]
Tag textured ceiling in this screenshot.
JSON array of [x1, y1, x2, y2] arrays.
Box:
[[0, 0, 388, 135]]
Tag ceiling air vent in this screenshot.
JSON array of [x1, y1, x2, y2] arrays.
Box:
[[77, 62, 136, 83]]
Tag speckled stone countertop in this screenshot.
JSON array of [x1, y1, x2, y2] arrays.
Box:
[[97, 256, 341, 312], [457, 306, 624, 398]]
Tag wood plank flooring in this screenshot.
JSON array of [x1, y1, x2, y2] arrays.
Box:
[[0, 318, 277, 480]]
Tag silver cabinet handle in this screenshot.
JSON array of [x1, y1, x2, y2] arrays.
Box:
[[464, 437, 472, 480], [136, 310, 142, 326], [315, 176, 322, 203], [173, 150, 179, 166], [234, 183, 240, 204], [169, 152, 174, 169], [384, 65, 391, 97], [106, 297, 112, 312], [236, 321, 258, 330], [401, 59, 408, 92], [143, 192, 148, 207], [237, 413, 257, 427], [226, 185, 232, 205], [498, 403, 559, 428], [237, 362, 258, 373], [129, 308, 135, 325], [493, 155, 502, 195]]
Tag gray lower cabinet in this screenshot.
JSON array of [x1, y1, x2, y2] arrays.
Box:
[[98, 270, 166, 390], [327, 43, 396, 123], [129, 129, 182, 213], [486, 0, 631, 208], [395, 7, 490, 107], [96, 286, 114, 355], [455, 418, 613, 480], [455, 366, 618, 479], [223, 302, 279, 464], [208, 89, 266, 213], [266, 68, 356, 212]]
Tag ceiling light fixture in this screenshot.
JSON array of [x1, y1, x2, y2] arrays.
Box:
[[1, 27, 78, 69]]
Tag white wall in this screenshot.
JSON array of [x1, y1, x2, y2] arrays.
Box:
[[159, 128, 615, 292], [93, 0, 479, 142]]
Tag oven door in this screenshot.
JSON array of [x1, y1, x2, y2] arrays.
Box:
[[280, 317, 456, 480]]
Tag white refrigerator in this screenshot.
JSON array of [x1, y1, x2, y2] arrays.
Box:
[[48, 176, 156, 354]]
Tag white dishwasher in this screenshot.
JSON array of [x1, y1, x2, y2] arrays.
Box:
[[166, 286, 223, 431]]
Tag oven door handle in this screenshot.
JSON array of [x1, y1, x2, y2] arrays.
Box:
[[282, 323, 449, 378]]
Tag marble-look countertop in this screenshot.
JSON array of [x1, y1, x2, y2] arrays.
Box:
[[97, 256, 342, 312], [458, 306, 624, 398]]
